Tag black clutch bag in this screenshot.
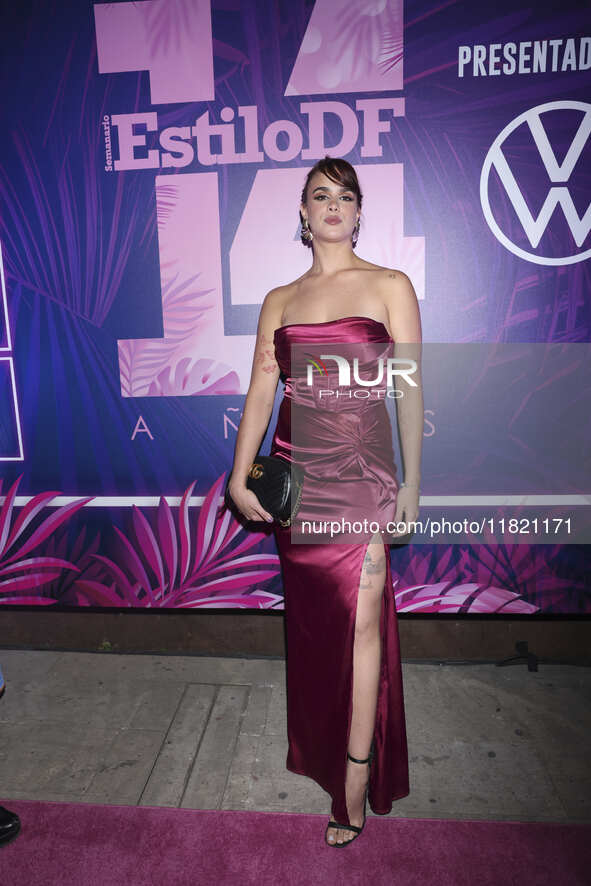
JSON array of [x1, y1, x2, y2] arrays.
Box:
[[225, 456, 304, 527]]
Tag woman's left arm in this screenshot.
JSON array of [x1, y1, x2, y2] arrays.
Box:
[[381, 270, 424, 528]]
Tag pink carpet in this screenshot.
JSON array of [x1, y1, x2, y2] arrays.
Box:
[[0, 800, 589, 885]]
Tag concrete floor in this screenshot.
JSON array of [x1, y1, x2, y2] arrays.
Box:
[[0, 650, 589, 823]]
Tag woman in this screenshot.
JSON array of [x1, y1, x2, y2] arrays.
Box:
[[227, 156, 423, 846]]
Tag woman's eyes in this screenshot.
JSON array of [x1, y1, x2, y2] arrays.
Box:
[[314, 194, 353, 201]]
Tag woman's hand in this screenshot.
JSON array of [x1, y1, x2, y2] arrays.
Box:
[[228, 481, 274, 523], [393, 485, 420, 534]]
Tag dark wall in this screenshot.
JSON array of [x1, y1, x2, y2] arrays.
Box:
[[1, 611, 589, 664]]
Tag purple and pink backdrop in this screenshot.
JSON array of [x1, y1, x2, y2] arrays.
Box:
[[0, 0, 589, 612]]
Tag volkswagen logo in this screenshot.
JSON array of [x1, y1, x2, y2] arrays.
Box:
[[480, 100, 591, 266]]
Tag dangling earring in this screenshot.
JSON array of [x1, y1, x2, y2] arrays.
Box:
[[352, 217, 360, 247], [301, 216, 313, 244]]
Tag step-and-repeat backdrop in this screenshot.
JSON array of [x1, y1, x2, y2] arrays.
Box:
[[0, 0, 589, 612]]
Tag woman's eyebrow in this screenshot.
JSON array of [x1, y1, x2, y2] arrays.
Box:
[[312, 185, 353, 193]]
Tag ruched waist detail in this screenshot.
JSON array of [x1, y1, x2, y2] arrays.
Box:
[[284, 376, 397, 412]]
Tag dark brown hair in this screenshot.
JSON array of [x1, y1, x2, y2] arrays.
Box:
[[299, 156, 362, 248], [300, 155, 363, 208]]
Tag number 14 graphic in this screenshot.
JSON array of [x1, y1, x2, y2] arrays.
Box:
[[94, 1, 422, 398]]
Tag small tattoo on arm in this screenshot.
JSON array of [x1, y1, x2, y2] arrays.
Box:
[[255, 332, 278, 374]]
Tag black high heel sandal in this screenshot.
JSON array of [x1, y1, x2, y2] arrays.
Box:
[[325, 740, 375, 848]]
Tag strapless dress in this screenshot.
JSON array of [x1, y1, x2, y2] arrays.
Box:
[[270, 315, 410, 826]]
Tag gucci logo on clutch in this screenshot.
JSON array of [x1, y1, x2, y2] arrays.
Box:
[[248, 463, 264, 479]]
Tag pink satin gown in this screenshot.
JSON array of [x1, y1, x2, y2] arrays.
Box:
[[270, 315, 410, 827]]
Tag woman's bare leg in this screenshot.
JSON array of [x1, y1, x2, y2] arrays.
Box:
[[326, 533, 385, 845]]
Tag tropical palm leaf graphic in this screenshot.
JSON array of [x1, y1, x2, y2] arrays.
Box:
[[40, 525, 104, 607], [0, 123, 144, 326], [378, 28, 403, 76], [145, 0, 199, 56], [395, 581, 539, 614], [389, 540, 582, 613], [155, 184, 180, 233], [142, 0, 251, 87], [0, 476, 578, 611], [81, 473, 282, 608], [0, 476, 92, 604], [332, 0, 403, 83], [118, 271, 216, 397]]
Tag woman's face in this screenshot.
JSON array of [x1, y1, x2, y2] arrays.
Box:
[[301, 171, 359, 243]]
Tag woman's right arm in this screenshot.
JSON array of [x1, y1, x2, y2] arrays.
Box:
[[227, 288, 285, 523]]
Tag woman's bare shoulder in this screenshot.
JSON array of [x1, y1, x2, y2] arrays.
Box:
[[359, 264, 414, 296], [382, 266, 414, 289], [262, 273, 312, 319], [350, 260, 410, 289], [358, 261, 411, 283], [259, 278, 304, 328], [264, 278, 301, 301]]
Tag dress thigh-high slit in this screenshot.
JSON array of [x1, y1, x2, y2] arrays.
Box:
[[270, 316, 410, 824], [341, 530, 385, 828], [273, 528, 409, 825]]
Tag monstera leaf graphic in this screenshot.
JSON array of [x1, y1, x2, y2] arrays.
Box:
[[0, 476, 92, 604], [147, 357, 240, 396], [78, 473, 282, 608]]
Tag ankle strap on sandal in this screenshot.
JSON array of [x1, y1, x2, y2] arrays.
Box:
[[347, 750, 372, 765]]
